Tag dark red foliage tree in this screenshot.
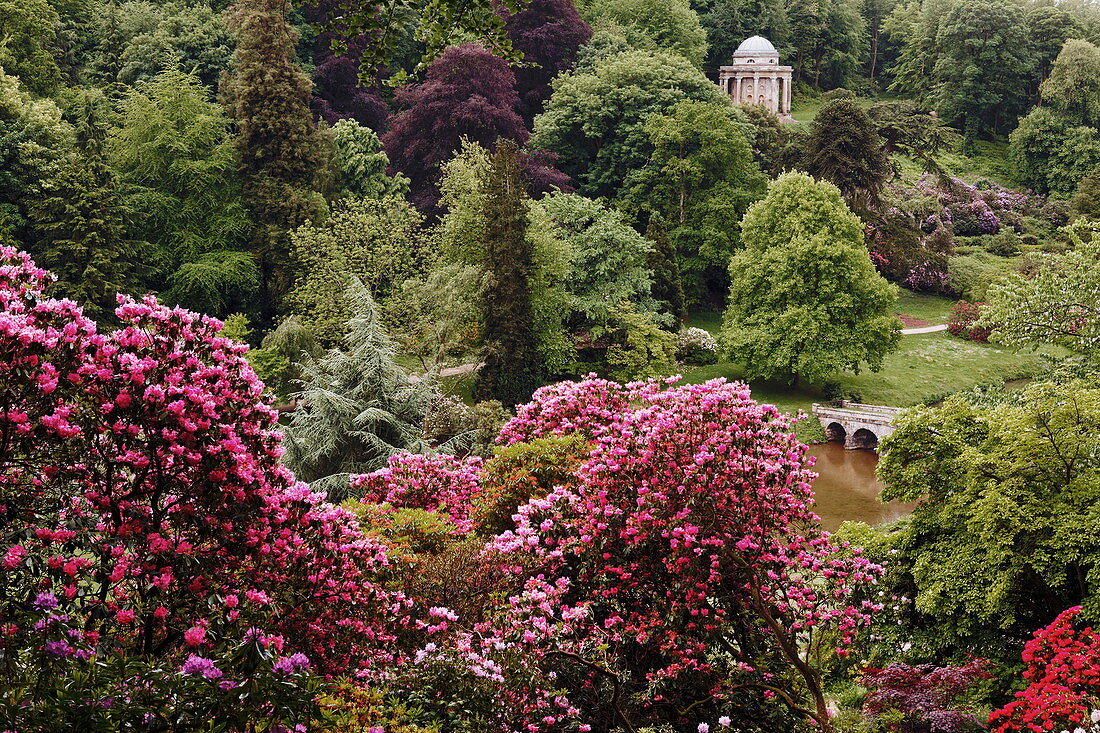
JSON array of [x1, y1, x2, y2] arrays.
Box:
[[862, 659, 992, 733], [304, 1, 390, 131], [502, 0, 592, 124], [382, 43, 530, 212]]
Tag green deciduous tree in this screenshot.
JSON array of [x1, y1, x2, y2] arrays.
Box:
[[531, 49, 728, 198], [289, 196, 429, 345], [625, 100, 765, 304], [541, 192, 658, 336], [786, 0, 866, 89], [584, 0, 708, 66], [802, 96, 891, 212], [110, 69, 254, 316], [0, 0, 61, 96], [720, 172, 900, 384], [0, 67, 73, 241], [981, 221, 1100, 359], [866, 380, 1100, 664], [329, 119, 410, 201], [1011, 39, 1100, 195], [222, 0, 327, 317], [700, 0, 789, 73], [1039, 38, 1100, 129], [931, 0, 1033, 142]]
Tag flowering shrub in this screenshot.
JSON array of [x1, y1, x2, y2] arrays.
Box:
[[866, 219, 952, 294], [675, 326, 720, 365], [354, 452, 484, 533], [0, 247, 398, 725], [947, 301, 993, 343], [489, 376, 883, 729], [989, 607, 1100, 733], [862, 659, 992, 732]]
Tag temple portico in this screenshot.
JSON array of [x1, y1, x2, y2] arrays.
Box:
[[718, 35, 793, 121]]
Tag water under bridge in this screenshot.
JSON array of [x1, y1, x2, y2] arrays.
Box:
[[810, 400, 904, 450]]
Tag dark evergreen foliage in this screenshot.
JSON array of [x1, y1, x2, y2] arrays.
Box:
[[801, 96, 890, 212], [31, 95, 140, 321], [644, 217, 686, 320], [222, 0, 328, 317], [474, 141, 544, 407]]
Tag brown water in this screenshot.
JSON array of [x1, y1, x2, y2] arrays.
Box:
[[807, 442, 916, 532]]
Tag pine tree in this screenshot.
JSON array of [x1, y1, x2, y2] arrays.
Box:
[[222, 0, 327, 318], [474, 141, 545, 407], [283, 280, 434, 500], [31, 94, 140, 321]]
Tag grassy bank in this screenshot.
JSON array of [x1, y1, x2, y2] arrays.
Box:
[[680, 312, 1063, 440]]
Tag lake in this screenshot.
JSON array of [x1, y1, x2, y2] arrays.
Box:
[[806, 442, 916, 532]]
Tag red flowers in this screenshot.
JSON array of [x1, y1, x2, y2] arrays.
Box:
[[990, 606, 1100, 732]]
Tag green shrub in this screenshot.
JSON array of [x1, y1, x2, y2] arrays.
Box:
[[605, 304, 677, 382], [983, 231, 1022, 256]]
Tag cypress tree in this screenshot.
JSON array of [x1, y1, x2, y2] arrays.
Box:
[[222, 0, 327, 318], [644, 217, 686, 321], [474, 141, 544, 407]]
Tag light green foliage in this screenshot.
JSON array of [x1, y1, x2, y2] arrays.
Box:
[[0, 68, 73, 238], [531, 49, 728, 198], [981, 221, 1100, 359], [605, 303, 678, 382], [247, 314, 322, 398], [289, 196, 429, 345], [282, 281, 435, 500], [930, 0, 1033, 141], [720, 172, 900, 384], [584, 0, 708, 66], [1010, 106, 1100, 196], [110, 69, 254, 315], [0, 0, 61, 96], [1011, 39, 1100, 195], [785, 0, 866, 89], [870, 380, 1100, 661], [436, 141, 571, 376], [541, 192, 658, 337], [384, 264, 481, 373], [329, 119, 410, 200], [625, 100, 765, 305]]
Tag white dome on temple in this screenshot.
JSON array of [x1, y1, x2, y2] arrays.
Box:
[[733, 35, 778, 57]]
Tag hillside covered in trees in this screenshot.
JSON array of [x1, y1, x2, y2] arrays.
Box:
[[4, 0, 1100, 730]]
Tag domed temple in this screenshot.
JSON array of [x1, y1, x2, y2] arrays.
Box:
[[718, 35, 793, 121]]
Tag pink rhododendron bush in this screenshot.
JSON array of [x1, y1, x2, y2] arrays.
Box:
[[1, 247, 882, 731], [363, 376, 884, 731], [0, 248, 400, 728]]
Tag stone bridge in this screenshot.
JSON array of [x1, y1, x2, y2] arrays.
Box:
[[810, 400, 903, 450]]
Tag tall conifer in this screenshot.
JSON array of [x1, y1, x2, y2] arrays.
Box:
[[474, 141, 544, 406], [222, 0, 327, 317]]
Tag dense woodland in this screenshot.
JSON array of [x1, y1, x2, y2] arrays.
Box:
[[4, 0, 1100, 730]]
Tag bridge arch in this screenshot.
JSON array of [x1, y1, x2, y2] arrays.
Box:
[[811, 400, 902, 452], [849, 428, 879, 450]]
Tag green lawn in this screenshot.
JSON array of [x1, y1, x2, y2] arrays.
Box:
[[790, 96, 824, 123], [679, 331, 1064, 441], [895, 289, 955, 324]]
